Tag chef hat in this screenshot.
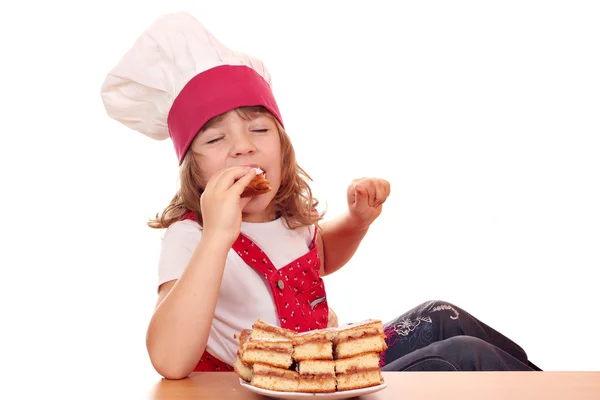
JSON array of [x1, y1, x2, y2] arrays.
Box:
[[100, 11, 284, 164]]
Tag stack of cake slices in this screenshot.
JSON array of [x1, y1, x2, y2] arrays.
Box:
[[332, 319, 388, 391], [235, 319, 299, 391], [292, 328, 338, 392], [234, 318, 388, 393]]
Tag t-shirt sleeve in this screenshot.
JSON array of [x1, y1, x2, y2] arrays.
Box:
[[157, 220, 202, 289]]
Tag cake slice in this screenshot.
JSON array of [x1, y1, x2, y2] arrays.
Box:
[[241, 167, 271, 198], [233, 329, 253, 382], [251, 319, 297, 340], [297, 359, 336, 393], [335, 352, 383, 391], [292, 329, 336, 361], [333, 319, 388, 359], [241, 337, 294, 369], [251, 363, 299, 392]]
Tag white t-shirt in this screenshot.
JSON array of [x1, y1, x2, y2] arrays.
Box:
[[157, 218, 315, 365]]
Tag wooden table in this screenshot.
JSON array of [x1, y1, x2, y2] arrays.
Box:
[[148, 371, 600, 399]]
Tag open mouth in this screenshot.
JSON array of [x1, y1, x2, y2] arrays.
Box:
[[246, 164, 267, 179], [241, 166, 271, 198]]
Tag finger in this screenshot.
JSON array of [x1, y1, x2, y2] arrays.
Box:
[[347, 182, 357, 205], [230, 168, 260, 195], [348, 182, 367, 205], [347, 178, 366, 203], [384, 180, 391, 199], [209, 166, 254, 192], [373, 181, 388, 207], [360, 180, 377, 207], [378, 180, 391, 206], [353, 184, 371, 210]]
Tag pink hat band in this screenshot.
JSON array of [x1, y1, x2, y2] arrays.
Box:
[[167, 64, 284, 164]]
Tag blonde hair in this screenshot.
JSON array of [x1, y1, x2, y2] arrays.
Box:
[[148, 106, 325, 230]]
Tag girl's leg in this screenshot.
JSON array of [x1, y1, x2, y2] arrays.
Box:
[[381, 336, 534, 371], [381, 300, 540, 370]]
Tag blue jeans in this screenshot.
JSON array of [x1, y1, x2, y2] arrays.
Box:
[[381, 300, 540, 371]]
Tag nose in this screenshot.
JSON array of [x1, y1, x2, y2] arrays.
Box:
[[230, 132, 256, 157]]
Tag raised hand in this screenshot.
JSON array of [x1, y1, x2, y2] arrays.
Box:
[[200, 166, 257, 245], [346, 177, 391, 228]]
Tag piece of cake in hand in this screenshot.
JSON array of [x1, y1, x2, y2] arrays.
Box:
[[241, 337, 294, 369], [335, 352, 383, 391], [251, 319, 297, 340], [297, 359, 336, 393], [241, 167, 271, 198], [333, 319, 388, 359], [233, 329, 253, 382], [292, 329, 336, 361], [251, 363, 299, 392]]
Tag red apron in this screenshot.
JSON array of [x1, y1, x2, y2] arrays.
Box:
[[180, 212, 329, 372]]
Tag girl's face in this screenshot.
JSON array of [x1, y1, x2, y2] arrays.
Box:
[[190, 109, 282, 222]]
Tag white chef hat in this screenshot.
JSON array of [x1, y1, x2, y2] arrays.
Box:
[[100, 11, 284, 164]]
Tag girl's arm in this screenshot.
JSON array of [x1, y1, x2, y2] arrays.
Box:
[[317, 212, 369, 276], [317, 178, 390, 276], [146, 166, 257, 380], [146, 233, 231, 380]]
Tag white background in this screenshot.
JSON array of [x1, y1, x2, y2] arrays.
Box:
[[1, 0, 599, 397]]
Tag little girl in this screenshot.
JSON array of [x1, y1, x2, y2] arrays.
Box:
[[101, 12, 540, 379]]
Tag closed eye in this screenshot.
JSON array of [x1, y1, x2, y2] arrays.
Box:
[[206, 137, 223, 144], [251, 129, 269, 133]]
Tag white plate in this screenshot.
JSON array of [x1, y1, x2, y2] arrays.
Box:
[[238, 379, 388, 399]]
